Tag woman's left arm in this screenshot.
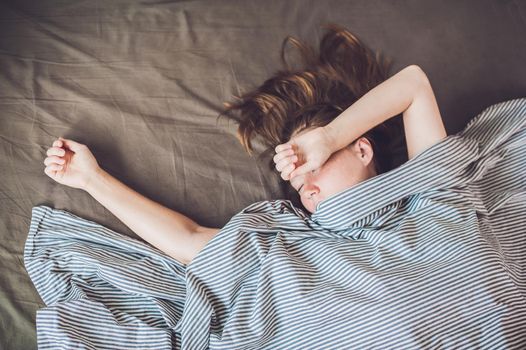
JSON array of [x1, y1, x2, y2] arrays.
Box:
[[397, 66, 448, 159], [274, 65, 448, 181], [324, 64, 447, 160]]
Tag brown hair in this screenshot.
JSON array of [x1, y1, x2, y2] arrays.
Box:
[[217, 23, 406, 204]]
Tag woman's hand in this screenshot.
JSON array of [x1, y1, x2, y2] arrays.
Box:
[[44, 137, 101, 191], [273, 126, 334, 181]]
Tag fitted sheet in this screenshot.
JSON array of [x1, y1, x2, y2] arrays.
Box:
[[1, 0, 526, 349]]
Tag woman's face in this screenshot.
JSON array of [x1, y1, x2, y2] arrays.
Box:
[[288, 127, 377, 214]]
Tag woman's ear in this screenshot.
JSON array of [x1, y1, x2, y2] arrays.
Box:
[[355, 137, 374, 165]]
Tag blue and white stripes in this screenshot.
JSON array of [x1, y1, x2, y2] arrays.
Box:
[[25, 98, 526, 349]]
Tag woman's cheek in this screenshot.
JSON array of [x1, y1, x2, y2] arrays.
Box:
[[302, 198, 315, 214]]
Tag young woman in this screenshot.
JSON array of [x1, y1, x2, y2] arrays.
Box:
[[42, 23, 446, 267]]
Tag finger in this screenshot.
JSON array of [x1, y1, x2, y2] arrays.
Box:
[[44, 166, 56, 178], [46, 147, 66, 157], [290, 163, 313, 180], [44, 156, 66, 166], [53, 139, 63, 148], [44, 165, 62, 178], [280, 162, 296, 181], [44, 156, 65, 167], [59, 137, 85, 152], [275, 152, 297, 169], [275, 143, 292, 153], [46, 163, 64, 172], [275, 154, 298, 172], [273, 148, 294, 164]]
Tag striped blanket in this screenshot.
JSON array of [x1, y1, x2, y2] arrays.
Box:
[[25, 98, 526, 349]]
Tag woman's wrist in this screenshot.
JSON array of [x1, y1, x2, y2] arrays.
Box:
[[322, 123, 349, 154], [83, 167, 106, 194]]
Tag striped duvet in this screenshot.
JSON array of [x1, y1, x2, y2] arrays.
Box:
[[25, 98, 526, 349]]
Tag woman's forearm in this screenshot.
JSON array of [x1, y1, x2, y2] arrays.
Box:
[[323, 64, 425, 152], [85, 168, 199, 265]]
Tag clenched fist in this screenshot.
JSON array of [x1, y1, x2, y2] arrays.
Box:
[[44, 137, 101, 191], [273, 126, 334, 181]]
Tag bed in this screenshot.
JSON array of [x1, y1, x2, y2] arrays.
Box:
[[1, 0, 525, 349]]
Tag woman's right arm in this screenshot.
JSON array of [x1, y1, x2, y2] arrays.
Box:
[[85, 167, 219, 266], [44, 137, 220, 266]]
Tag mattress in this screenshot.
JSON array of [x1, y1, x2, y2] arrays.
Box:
[[1, 0, 525, 349]]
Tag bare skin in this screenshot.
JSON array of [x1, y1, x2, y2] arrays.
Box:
[[43, 65, 446, 265], [273, 64, 447, 213], [276, 132, 377, 214], [44, 137, 218, 266]]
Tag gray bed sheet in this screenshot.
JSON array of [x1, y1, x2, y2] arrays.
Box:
[[1, 0, 525, 349]]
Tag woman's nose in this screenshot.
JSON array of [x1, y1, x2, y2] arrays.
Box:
[[302, 184, 319, 199]]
